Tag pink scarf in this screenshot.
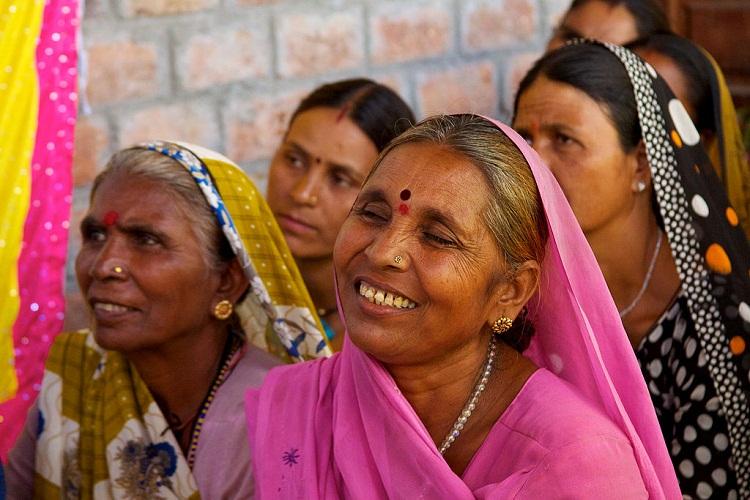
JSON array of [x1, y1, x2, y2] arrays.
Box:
[[246, 118, 681, 498]]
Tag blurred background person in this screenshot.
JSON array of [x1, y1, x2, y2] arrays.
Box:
[[265, 78, 414, 348], [548, 0, 669, 50], [631, 33, 750, 238]]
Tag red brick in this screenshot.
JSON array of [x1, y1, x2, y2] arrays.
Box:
[[503, 51, 541, 113], [72, 115, 110, 187], [223, 89, 307, 164], [462, 0, 538, 52], [176, 25, 271, 91], [276, 9, 364, 78], [86, 39, 160, 105], [417, 61, 498, 117], [118, 101, 220, 151], [121, 0, 219, 17], [372, 74, 411, 105], [370, 2, 453, 65]]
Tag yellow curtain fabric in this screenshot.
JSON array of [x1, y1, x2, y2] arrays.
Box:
[[0, 0, 45, 402]]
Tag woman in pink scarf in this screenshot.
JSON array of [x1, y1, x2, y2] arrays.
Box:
[[246, 114, 681, 498]]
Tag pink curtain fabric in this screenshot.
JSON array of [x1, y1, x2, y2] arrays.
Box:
[[246, 117, 681, 498], [0, 0, 78, 459]]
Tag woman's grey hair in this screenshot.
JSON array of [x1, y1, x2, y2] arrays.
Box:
[[368, 114, 548, 273], [91, 147, 233, 272], [366, 114, 549, 351]]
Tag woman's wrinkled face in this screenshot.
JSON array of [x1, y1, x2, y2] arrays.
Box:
[[266, 107, 380, 262], [75, 173, 222, 353], [513, 76, 640, 235], [548, 1, 639, 51], [333, 142, 504, 366]]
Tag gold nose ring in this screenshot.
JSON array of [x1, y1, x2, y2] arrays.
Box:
[[393, 255, 403, 264], [113, 266, 123, 274]]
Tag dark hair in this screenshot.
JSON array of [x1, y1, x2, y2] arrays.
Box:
[[514, 43, 641, 152], [568, 0, 669, 39], [628, 34, 714, 133], [289, 78, 415, 152]]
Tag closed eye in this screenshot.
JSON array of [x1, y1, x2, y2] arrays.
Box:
[[353, 202, 389, 223], [423, 231, 456, 247]]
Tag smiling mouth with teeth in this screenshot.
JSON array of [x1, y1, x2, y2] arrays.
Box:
[[358, 281, 416, 309], [93, 302, 132, 313]]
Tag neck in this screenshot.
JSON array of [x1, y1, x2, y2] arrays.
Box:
[[586, 208, 660, 311], [296, 256, 336, 313], [387, 333, 491, 445], [128, 324, 229, 424]]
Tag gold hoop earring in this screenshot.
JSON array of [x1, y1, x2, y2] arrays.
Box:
[[213, 300, 233, 320], [491, 316, 513, 335]]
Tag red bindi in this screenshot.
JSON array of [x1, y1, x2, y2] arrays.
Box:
[[103, 211, 119, 226], [399, 189, 411, 201], [398, 203, 409, 215]]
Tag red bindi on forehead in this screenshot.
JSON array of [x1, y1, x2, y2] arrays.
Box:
[[103, 211, 119, 226], [398, 189, 411, 215]]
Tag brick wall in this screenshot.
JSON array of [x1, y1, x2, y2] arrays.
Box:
[[65, 0, 570, 324]]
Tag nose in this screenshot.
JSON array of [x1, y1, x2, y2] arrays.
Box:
[[89, 236, 129, 281], [363, 221, 411, 271], [290, 170, 322, 207]]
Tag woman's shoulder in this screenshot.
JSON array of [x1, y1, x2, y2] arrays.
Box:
[[501, 368, 633, 450]]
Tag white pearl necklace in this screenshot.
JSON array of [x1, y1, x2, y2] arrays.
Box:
[[439, 336, 498, 455]]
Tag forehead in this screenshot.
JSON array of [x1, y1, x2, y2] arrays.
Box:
[[90, 173, 193, 224], [566, 2, 638, 44], [286, 108, 377, 161], [517, 77, 614, 129], [368, 142, 490, 207]]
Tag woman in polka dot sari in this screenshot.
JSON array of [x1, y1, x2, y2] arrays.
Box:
[[514, 41, 750, 499]]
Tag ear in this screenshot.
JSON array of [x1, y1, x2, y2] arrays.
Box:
[[630, 140, 651, 193], [486, 260, 541, 327], [214, 258, 250, 307]]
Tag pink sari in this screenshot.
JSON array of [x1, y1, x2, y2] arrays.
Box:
[[246, 118, 681, 498]]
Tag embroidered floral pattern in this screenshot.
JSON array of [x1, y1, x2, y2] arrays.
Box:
[[282, 448, 300, 467], [114, 440, 177, 499]]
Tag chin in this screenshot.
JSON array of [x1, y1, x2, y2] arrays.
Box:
[[92, 327, 143, 353]]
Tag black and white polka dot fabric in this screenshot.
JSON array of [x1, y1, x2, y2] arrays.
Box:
[[637, 292, 738, 498], [584, 41, 750, 499]]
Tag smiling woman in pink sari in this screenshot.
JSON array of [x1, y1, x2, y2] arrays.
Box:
[[246, 114, 681, 498]]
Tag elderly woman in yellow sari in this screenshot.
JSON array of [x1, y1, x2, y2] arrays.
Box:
[[6, 142, 330, 498]]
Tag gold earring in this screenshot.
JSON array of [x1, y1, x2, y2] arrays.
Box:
[[213, 300, 233, 320], [491, 316, 513, 335]]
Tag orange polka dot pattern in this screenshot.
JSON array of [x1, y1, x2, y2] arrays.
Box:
[[601, 42, 750, 498]]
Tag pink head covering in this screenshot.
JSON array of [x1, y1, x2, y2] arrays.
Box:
[[246, 116, 680, 498]]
